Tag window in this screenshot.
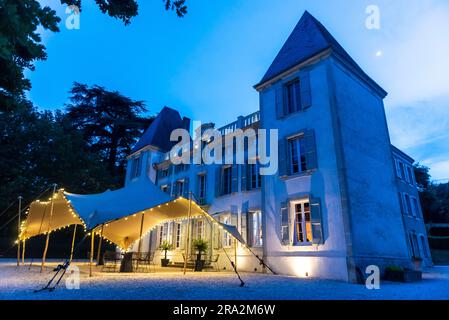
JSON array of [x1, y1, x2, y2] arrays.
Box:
[[248, 211, 263, 247], [222, 216, 232, 247], [284, 79, 300, 115], [420, 235, 429, 258], [196, 220, 205, 240], [404, 194, 412, 216], [411, 197, 419, 218], [289, 136, 307, 175], [161, 185, 169, 194], [222, 166, 232, 195], [399, 162, 406, 180], [249, 163, 261, 189], [175, 223, 182, 248], [167, 222, 174, 245], [293, 201, 312, 244], [175, 180, 184, 197], [175, 164, 189, 174], [130, 156, 142, 179], [158, 168, 170, 180], [159, 225, 164, 246], [407, 166, 415, 185], [197, 174, 206, 203]]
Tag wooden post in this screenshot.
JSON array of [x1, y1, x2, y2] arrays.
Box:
[[21, 239, 26, 265], [183, 193, 192, 275], [89, 231, 95, 277], [17, 196, 22, 266], [69, 224, 77, 263], [234, 238, 238, 271], [136, 213, 145, 271], [96, 225, 104, 265], [41, 184, 57, 273]]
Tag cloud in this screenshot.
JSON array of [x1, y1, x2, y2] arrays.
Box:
[[381, 1, 449, 107]]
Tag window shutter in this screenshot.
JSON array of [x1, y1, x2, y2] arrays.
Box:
[[241, 164, 247, 191], [241, 210, 248, 243], [278, 139, 288, 177], [304, 129, 317, 170], [280, 202, 290, 245], [215, 166, 222, 197], [300, 72, 312, 109], [275, 84, 284, 119], [168, 183, 174, 197], [183, 178, 189, 198], [231, 165, 239, 193], [179, 223, 184, 248], [310, 197, 324, 245]]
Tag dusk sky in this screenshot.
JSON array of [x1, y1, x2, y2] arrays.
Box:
[[31, 0, 449, 181]]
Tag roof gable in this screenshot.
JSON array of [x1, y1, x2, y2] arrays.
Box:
[[131, 106, 190, 154], [257, 11, 382, 94]]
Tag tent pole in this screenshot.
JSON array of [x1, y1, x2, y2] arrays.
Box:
[[21, 239, 26, 265], [183, 193, 192, 275], [41, 184, 57, 273], [234, 238, 238, 271], [89, 231, 95, 277], [136, 214, 145, 271], [96, 224, 104, 265], [17, 196, 22, 267], [69, 224, 77, 263]]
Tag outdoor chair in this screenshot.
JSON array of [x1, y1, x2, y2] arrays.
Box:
[[102, 251, 122, 272], [205, 254, 220, 272], [133, 252, 156, 273]]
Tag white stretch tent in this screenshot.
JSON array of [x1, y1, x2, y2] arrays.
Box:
[[21, 179, 247, 250]]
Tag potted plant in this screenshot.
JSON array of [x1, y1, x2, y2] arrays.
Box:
[[412, 256, 423, 271], [159, 241, 173, 267], [193, 239, 209, 272], [384, 265, 422, 282]]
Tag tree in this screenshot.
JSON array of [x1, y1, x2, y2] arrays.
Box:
[[0, 0, 60, 112], [414, 164, 449, 223], [0, 0, 188, 112], [65, 83, 152, 181]]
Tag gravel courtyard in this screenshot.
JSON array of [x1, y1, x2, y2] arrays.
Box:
[[1, 260, 449, 300]]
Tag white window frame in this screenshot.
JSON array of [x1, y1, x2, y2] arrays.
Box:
[[290, 199, 313, 245], [222, 216, 232, 248], [175, 223, 182, 248], [249, 211, 263, 247], [196, 220, 205, 240], [288, 136, 306, 175]]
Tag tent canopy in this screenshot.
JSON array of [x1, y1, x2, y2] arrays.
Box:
[[21, 179, 246, 250]]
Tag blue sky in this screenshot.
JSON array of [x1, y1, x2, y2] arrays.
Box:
[[31, 0, 449, 181]]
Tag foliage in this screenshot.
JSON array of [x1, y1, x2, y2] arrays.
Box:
[[65, 83, 152, 182], [0, 0, 60, 112], [159, 240, 174, 252], [414, 164, 449, 223], [0, 0, 188, 112], [193, 238, 208, 254]]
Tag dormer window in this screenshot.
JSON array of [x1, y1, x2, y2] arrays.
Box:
[[130, 156, 142, 179]]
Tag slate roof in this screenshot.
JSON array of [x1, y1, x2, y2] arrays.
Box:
[[257, 11, 384, 94], [130, 106, 190, 154]]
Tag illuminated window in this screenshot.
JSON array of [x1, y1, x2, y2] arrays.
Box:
[[196, 220, 205, 239], [222, 216, 232, 247], [175, 223, 182, 248], [293, 201, 312, 244]]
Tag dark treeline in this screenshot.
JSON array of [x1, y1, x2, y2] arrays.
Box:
[[0, 83, 153, 257]]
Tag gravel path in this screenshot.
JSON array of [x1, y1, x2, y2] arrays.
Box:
[[1, 260, 449, 300]]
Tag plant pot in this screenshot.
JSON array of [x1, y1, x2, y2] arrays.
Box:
[[161, 258, 170, 267], [194, 260, 205, 272], [384, 269, 422, 282]]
